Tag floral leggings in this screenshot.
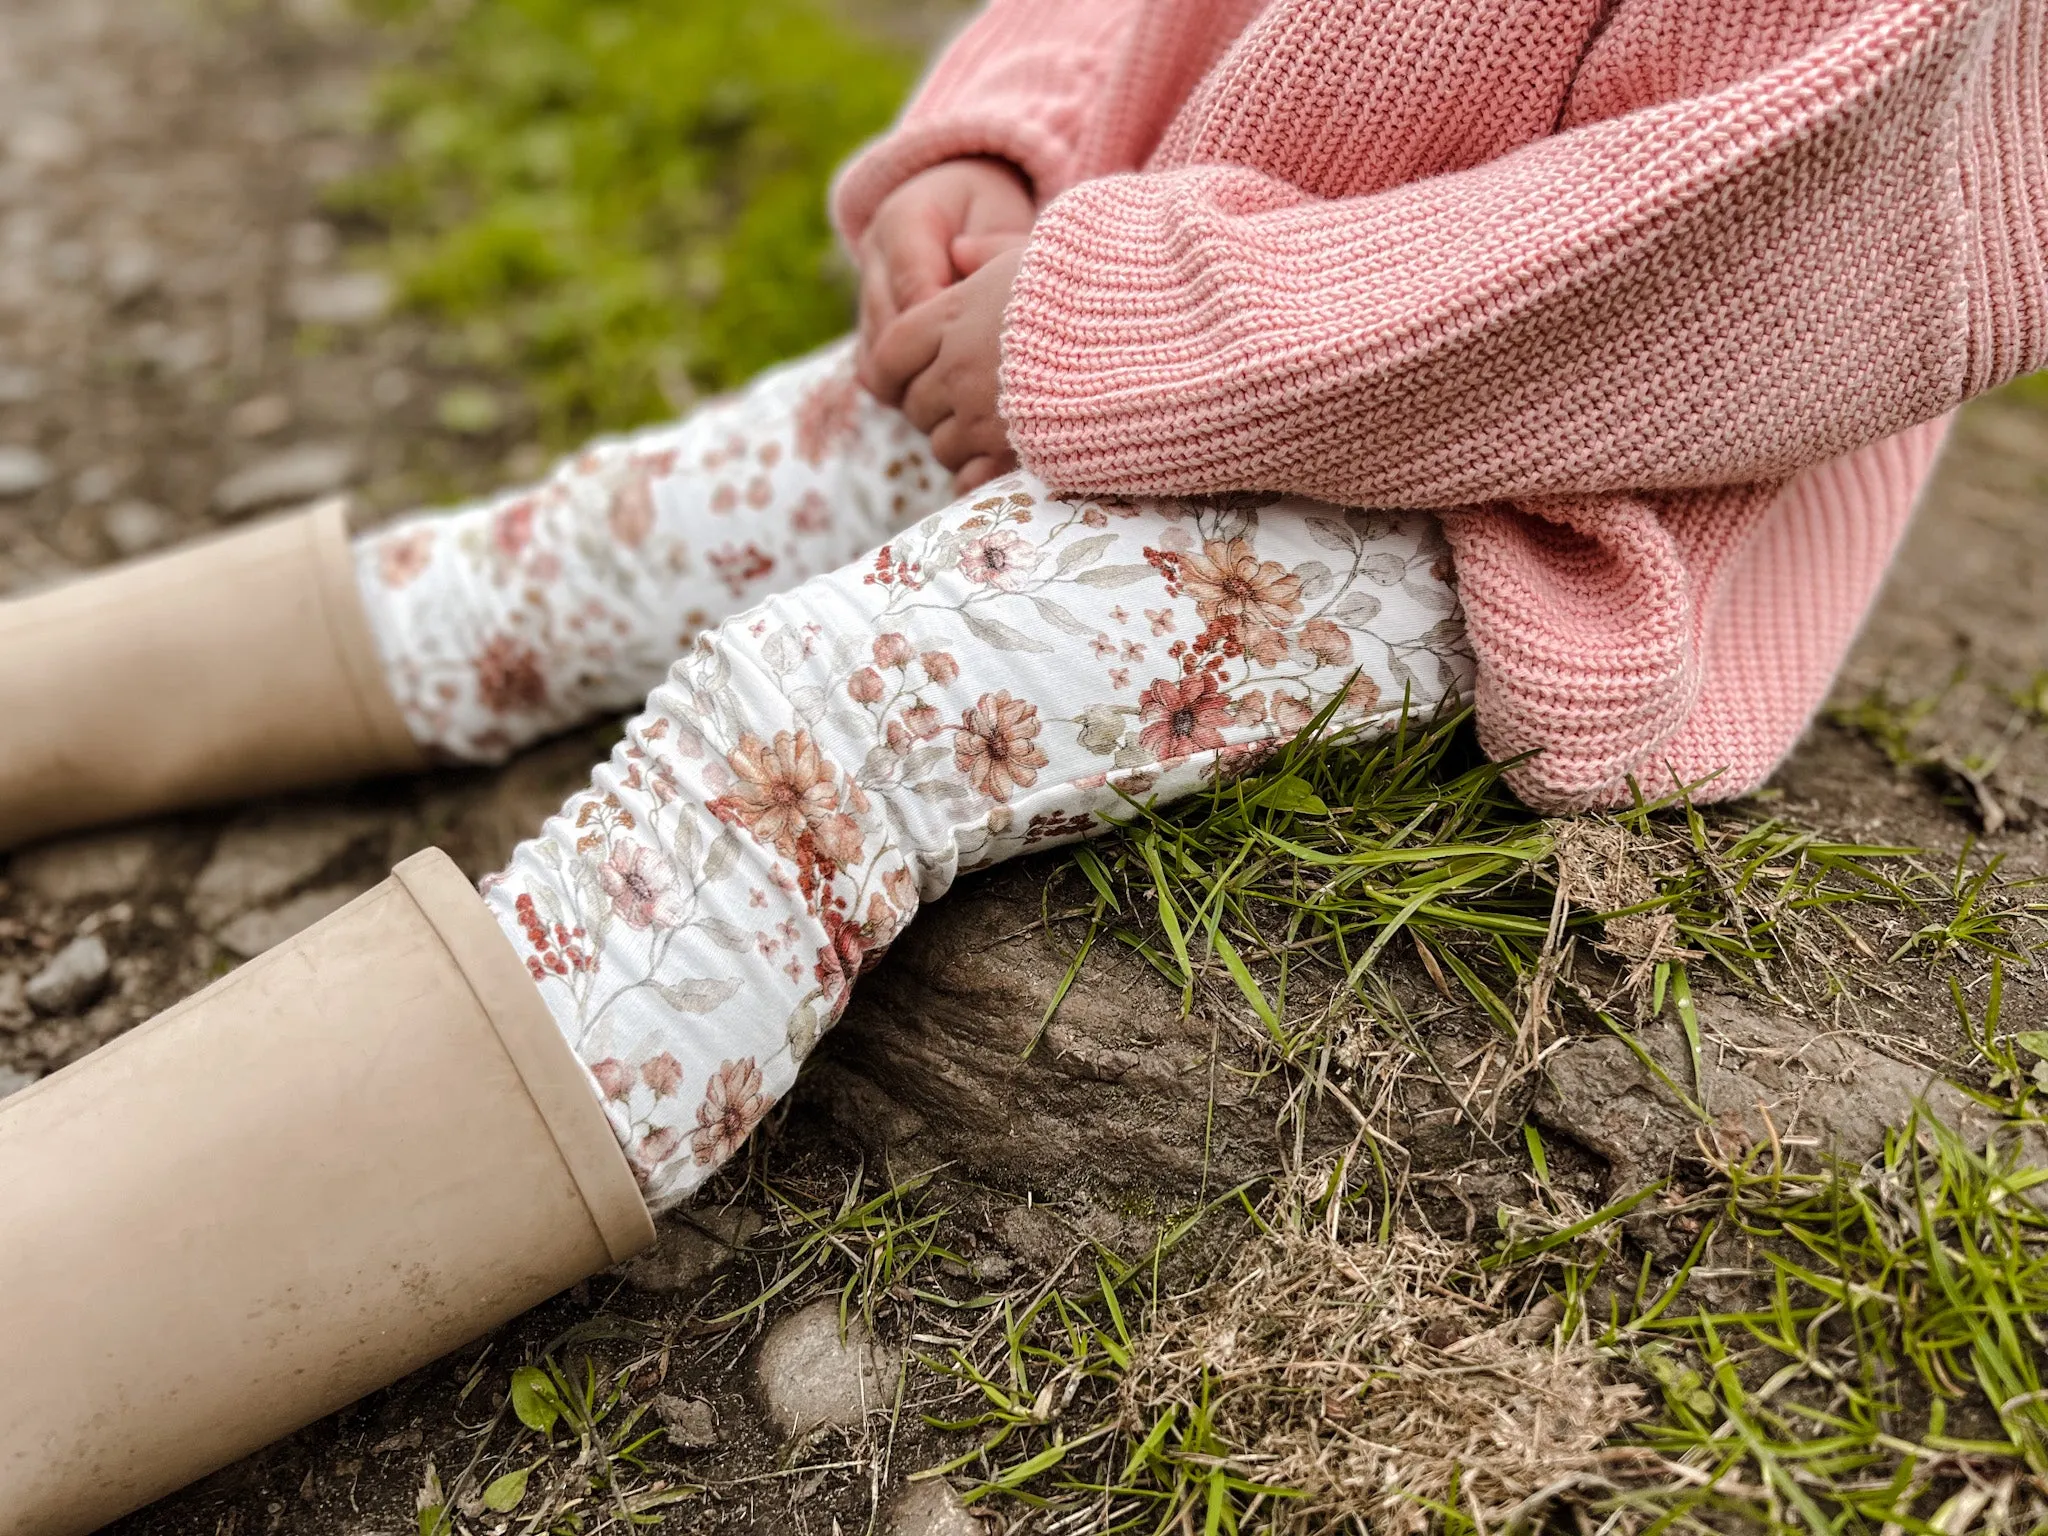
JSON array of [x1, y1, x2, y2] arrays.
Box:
[[355, 341, 1473, 1209]]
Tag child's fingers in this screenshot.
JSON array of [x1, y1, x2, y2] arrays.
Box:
[[950, 231, 1027, 276], [952, 457, 1002, 494], [865, 302, 948, 409]]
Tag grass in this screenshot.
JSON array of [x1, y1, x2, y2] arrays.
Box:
[[334, 0, 914, 444], [1050, 704, 2039, 1098]]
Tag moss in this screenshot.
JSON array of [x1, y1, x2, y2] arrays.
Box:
[[335, 0, 914, 441]]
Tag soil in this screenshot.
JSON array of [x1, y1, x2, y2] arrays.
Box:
[[2, 3, 2045, 1534]]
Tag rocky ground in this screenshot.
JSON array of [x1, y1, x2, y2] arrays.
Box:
[[2, 3, 2045, 1535]]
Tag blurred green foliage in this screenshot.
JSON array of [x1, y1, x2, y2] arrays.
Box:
[[334, 0, 915, 440]]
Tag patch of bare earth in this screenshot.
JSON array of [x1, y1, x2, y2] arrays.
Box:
[[2, 3, 2044, 1534]]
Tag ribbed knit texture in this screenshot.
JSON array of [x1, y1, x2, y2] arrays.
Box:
[[832, 0, 2048, 809]]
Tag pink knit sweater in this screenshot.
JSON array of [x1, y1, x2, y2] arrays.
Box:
[[833, 0, 2047, 811]]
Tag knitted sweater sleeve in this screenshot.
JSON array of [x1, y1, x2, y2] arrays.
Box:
[[999, 0, 2041, 509]]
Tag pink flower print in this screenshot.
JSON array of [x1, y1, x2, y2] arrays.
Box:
[[873, 632, 914, 669], [1299, 618, 1354, 667], [709, 543, 775, 596], [590, 1057, 634, 1101], [954, 692, 1051, 801], [1178, 538, 1305, 629], [847, 667, 886, 704], [1139, 672, 1235, 761], [609, 470, 656, 549], [1272, 692, 1315, 730], [711, 482, 739, 514], [1110, 667, 1131, 690], [1110, 607, 1130, 625], [475, 635, 547, 714], [691, 1058, 768, 1167], [632, 1126, 683, 1185], [1146, 609, 1176, 636], [492, 499, 537, 561], [599, 841, 689, 930], [1082, 505, 1109, 528], [377, 530, 434, 589], [791, 489, 831, 535], [640, 1052, 686, 1098], [713, 730, 864, 869], [957, 530, 1038, 591], [1121, 640, 1146, 663], [1236, 690, 1269, 726], [746, 476, 774, 510], [901, 702, 943, 740], [794, 373, 863, 465], [1344, 674, 1384, 715], [1091, 634, 1117, 660], [1242, 625, 1290, 667], [921, 651, 959, 685]]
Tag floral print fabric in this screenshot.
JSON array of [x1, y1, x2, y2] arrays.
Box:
[[349, 330, 1472, 1208], [476, 471, 1473, 1208], [353, 339, 948, 762]]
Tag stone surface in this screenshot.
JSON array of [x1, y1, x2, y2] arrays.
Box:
[[618, 1205, 762, 1293], [0, 364, 41, 405], [10, 827, 179, 903], [285, 270, 391, 326], [754, 1299, 900, 1438], [214, 884, 365, 959], [888, 1480, 985, 1536], [1532, 993, 2047, 1188], [0, 1065, 37, 1101], [809, 864, 1308, 1195], [211, 442, 359, 518], [651, 1394, 719, 1450], [101, 498, 174, 557], [0, 972, 28, 1031], [190, 808, 384, 929], [26, 934, 111, 1016], [0, 445, 54, 497]]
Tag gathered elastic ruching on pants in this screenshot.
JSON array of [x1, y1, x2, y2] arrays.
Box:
[[353, 339, 1474, 1208]]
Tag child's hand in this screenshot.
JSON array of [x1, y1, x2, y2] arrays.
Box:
[[854, 158, 1034, 384], [866, 236, 1024, 494]]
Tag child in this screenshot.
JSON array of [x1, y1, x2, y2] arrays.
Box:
[[1, 0, 2041, 1525]]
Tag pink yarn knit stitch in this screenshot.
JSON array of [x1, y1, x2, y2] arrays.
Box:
[[833, 0, 2048, 809]]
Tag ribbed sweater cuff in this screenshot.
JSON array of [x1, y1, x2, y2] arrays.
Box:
[[1001, 170, 1322, 497], [830, 118, 1075, 251]]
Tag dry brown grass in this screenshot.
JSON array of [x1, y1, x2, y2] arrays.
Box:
[[1120, 1217, 1646, 1533]]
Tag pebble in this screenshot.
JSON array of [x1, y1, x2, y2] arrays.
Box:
[[72, 464, 122, 505], [286, 271, 391, 327], [227, 394, 293, 439], [25, 935, 111, 1017], [0, 1065, 37, 1102], [887, 1480, 985, 1536], [619, 1206, 761, 1293], [651, 1394, 719, 1450], [190, 808, 384, 928], [102, 243, 161, 305], [9, 828, 172, 903], [0, 973, 28, 1031], [212, 443, 359, 519], [0, 365, 41, 405], [754, 1299, 900, 1438], [0, 446, 54, 498], [101, 499, 175, 558], [215, 884, 364, 959]]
